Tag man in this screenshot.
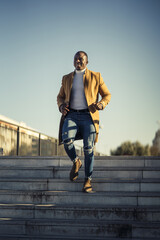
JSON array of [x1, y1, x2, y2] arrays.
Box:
[[57, 51, 111, 193]]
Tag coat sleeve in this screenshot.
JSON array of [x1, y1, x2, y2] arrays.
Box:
[[98, 73, 111, 109]]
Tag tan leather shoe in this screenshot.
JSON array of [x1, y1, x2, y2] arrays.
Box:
[[70, 158, 82, 181], [82, 178, 92, 193]]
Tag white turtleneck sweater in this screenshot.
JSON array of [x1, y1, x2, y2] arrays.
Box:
[[70, 69, 88, 110]]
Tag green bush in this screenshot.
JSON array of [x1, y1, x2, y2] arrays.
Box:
[[111, 141, 150, 156]]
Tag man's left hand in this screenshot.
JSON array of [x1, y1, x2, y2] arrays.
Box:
[[95, 102, 103, 110]]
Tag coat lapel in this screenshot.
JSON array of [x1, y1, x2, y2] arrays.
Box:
[[83, 68, 90, 104], [67, 71, 74, 101]]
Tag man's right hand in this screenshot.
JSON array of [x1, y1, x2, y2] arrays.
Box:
[[60, 103, 70, 116]]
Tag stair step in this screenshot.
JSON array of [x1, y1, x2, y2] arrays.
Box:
[[0, 166, 160, 179], [0, 156, 160, 168], [0, 234, 131, 240], [0, 156, 159, 239], [0, 190, 160, 206], [0, 218, 159, 238], [0, 235, 156, 240], [0, 178, 160, 192], [0, 204, 159, 222]]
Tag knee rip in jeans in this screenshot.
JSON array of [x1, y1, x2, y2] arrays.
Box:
[[62, 132, 73, 145], [63, 138, 73, 146], [84, 145, 94, 155], [63, 138, 73, 151]]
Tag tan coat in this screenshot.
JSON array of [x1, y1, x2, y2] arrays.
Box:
[[57, 68, 111, 145]]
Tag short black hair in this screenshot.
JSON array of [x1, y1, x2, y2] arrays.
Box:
[[75, 51, 88, 61]]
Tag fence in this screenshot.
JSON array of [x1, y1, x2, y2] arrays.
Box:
[[0, 119, 82, 156]]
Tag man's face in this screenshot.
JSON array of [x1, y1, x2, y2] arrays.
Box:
[[74, 52, 88, 70]]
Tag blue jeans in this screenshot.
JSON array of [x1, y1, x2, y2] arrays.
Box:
[[62, 111, 96, 178]]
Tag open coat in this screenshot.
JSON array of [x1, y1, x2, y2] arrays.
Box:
[[57, 68, 111, 145]]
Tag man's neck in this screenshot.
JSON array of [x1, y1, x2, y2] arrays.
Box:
[[75, 68, 86, 73]]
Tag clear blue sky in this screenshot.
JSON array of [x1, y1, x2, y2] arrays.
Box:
[[0, 0, 160, 154]]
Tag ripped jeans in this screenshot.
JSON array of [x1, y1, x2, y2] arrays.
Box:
[[62, 111, 96, 178]]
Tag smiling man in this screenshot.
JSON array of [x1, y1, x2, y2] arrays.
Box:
[[57, 51, 111, 193]]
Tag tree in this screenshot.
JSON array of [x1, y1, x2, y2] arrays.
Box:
[[111, 141, 150, 156]]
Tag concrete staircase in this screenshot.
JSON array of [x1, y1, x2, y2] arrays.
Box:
[[0, 156, 159, 239]]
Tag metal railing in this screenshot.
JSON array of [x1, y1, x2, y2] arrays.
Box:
[[0, 119, 101, 156], [0, 120, 68, 156]]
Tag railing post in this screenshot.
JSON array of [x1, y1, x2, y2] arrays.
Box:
[[38, 133, 41, 156], [56, 139, 58, 155], [17, 127, 19, 156]]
